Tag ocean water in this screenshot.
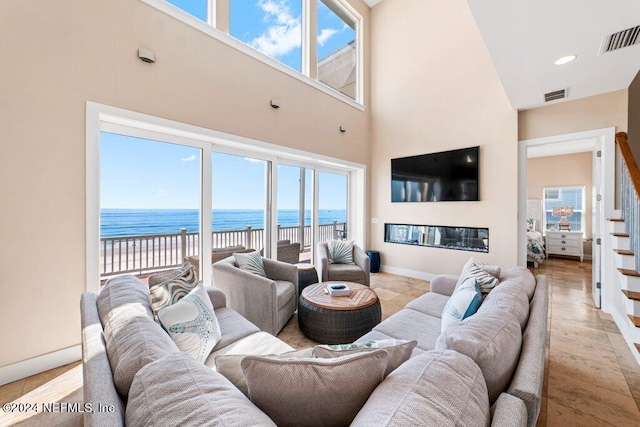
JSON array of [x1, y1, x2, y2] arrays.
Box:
[[101, 209, 346, 237]]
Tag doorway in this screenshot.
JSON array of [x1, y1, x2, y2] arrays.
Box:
[[517, 128, 615, 310]]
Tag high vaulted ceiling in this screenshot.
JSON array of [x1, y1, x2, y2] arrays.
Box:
[[366, 0, 640, 111], [466, 0, 640, 110]]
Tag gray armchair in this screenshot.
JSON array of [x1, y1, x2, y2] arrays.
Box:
[[211, 256, 298, 336], [316, 242, 370, 286]]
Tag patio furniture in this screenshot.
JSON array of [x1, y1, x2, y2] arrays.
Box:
[[316, 242, 371, 286], [212, 255, 298, 336], [185, 246, 255, 279], [298, 282, 381, 344]]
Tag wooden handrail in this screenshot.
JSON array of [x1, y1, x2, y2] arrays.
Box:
[[616, 132, 640, 199]]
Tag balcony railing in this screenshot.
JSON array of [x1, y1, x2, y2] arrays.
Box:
[[100, 222, 346, 277]]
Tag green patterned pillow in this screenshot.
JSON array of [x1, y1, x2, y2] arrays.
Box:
[[328, 240, 355, 264], [234, 251, 267, 277]]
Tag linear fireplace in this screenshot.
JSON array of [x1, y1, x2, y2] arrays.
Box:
[[384, 223, 489, 253]]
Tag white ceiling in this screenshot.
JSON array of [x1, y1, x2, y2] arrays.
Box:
[[466, 0, 640, 110], [363, 0, 383, 7]]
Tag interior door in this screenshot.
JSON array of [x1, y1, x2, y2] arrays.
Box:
[[592, 143, 602, 308]]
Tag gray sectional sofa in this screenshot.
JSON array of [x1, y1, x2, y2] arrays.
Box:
[[81, 266, 547, 426]]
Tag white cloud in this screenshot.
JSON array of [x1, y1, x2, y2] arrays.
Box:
[[243, 157, 264, 164], [181, 154, 197, 162], [317, 28, 339, 46], [250, 0, 302, 58]]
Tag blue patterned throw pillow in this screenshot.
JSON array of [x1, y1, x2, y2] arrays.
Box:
[[328, 240, 355, 264], [234, 251, 267, 277], [441, 277, 483, 333], [157, 283, 221, 363]]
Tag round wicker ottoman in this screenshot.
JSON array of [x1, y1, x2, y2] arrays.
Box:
[[298, 282, 381, 344]]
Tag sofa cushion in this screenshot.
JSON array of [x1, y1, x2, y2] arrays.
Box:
[[97, 275, 152, 326], [206, 332, 295, 395], [327, 263, 365, 283], [157, 283, 221, 363], [275, 280, 295, 308], [478, 281, 530, 329], [234, 251, 267, 277], [313, 339, 417, 377], [126, 353, 276, 427], [405, 292, 450, 318], [456, 257, 500, 295], [148, 262, 199, 318], [350, 349, 490, 427], [327, 239, 355, 264], [441, 277, 483, 333], [103, 307, 180, 397], [374, 309, 441, 351], [436, 310, 522, 404], [212, 307, 261, 351], [241, 350, 388, 427], [500, 267, 536, 300]]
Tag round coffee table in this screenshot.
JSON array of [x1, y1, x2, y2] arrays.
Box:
[[298, 282, 381, 344]]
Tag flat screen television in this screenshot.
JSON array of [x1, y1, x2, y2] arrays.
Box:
[[391, 146, 479, 202]]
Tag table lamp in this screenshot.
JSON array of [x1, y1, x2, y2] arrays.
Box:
[[552, 206, 574, 231]]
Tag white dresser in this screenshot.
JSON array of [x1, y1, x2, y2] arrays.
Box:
[[546, 231, 584, 261]]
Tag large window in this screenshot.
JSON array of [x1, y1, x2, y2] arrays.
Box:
[[543, 186, 585, 234], [230, 0, 303, 72], [152, 0, 362, 104], [317, 0, 357, 100]]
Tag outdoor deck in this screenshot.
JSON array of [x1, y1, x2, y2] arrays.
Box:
[[99, 222, 345, 280]]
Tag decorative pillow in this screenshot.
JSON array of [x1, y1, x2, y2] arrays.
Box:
[[148, 261, 198, 318], [526, 218, 535, 232], [441, 277, 483, 333], [328, 239, 355, 264], [233, 251, 267, 277], [456, 257, 500, 296], [215, 348, 314, 395], [241, 350, 388, 427], [157, 283, 221, 363], [313, 339, 417, 377]]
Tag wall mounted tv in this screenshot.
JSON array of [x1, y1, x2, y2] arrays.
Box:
[[391, 146, 479, 202]]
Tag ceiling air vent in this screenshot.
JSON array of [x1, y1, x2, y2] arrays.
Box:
[[544, 89, 567, 103], [600, 25, 640, 54]]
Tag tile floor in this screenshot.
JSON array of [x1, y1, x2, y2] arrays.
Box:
[[2, 259, 640, 426]]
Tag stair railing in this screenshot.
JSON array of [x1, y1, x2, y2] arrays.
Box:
[[617, 132, 640, 273]]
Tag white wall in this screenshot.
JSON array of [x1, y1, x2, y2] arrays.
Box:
[[368, 0, 518, 277]]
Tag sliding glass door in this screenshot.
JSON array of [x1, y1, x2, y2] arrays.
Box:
[[318, 171, 349, 243]]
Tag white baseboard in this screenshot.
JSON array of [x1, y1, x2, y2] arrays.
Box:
[[0, 345, 82, 386], [379, 264, 437, 282], [610, 309, 640, 365]]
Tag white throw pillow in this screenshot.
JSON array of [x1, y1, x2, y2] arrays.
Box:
[[456, 257, 500, 296], [233, 251, 267, 277], [157, 283, 221, 363], [441, 277, 483, 333], [328, 240, 355, 264], [313, 339, 417, 377]]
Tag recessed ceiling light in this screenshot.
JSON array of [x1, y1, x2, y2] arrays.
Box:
[[555, 54, 577, 65]]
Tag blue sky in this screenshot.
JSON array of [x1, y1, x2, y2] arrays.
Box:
[[167, 0, 355, 71], [100, 132, 347, 210]]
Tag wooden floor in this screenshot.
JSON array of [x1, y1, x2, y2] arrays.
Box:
[[2, 259, 640, 426]]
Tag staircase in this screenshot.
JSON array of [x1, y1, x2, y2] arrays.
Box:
[[608, 132, 640, 356]]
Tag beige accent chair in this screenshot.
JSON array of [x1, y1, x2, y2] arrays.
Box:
[[212, 256, 298, 336], [275, 240, 301, 264], [316, 242, 370, 286]]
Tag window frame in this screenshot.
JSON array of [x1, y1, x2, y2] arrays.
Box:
[[86, 102, 366, 293], [141, 0, 364, 110], [542, 186, 586, 236]]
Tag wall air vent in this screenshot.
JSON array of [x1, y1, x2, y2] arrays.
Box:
[[600, 25, 640, 54], [544, 89, 567, 103]]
